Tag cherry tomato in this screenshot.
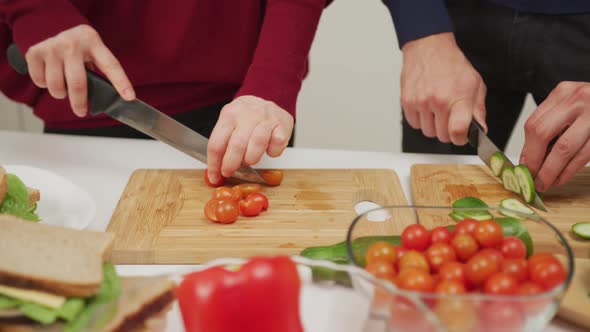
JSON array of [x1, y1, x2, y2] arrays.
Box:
[[398, 250, 430, 273], [259, 170, 284, 186], [396, 268, 435, 292], [453, 218, 478, 235], [401, 224, 430, 251], [365, 261, 396, 284], [515, 281, 543, 295], [478, 248, 503, 265], [212, 186, 241, 201], [204, 199, 222, 222], [516, 282, 548, 314], [365, 242, 398, 266], [214, 200, 239, 224], [425, 242, 457, 272], [499, 236, 527, 259], [233, 184, 262, 199], [479, 301, 524, 332], [430, 226, 452, 244], [473, 219, 504, 248], [483, 272, 518, 295], [394, 246, 408, 261], [204, 168, 225, 187], [501, 258, 528, 283], [435, 279, 466, 295], [527, 252, 556, 271], [435, 299, 478, 332], [529, 259, 566, 290], [438, 261, 467, 286], [465, 252, 500, 287], [239, 199, 263, 217], [246, 192, 269, 211], [450, 234, 479, 262]]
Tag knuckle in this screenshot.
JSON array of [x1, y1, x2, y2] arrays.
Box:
[[78, 25, 99, 41], [273, 132, 289, 146], [556, 81, 574, 92], [69, 79, 86, 93], [207, 142, 224, 156], [554, 138, 574, 158], [430, 93, 448, 110], [574, 84, 590, 100]]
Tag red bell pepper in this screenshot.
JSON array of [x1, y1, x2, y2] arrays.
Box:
[[177, 256, 304, 332]]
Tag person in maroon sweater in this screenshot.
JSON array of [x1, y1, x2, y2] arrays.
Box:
[[0, 1, 328, 183]]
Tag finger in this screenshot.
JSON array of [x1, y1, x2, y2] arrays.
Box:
[[244, 121, 274, 165], [221, 125, 254, 178], [45, 56, 67, 99], [448, 100, 473, 145], [554, 138, 590, 187], [419, 111, 436, 138], [535, 118, 590, 191], [403, 106, 420, 129], [267, 125, 292, 157], [434, 109, 450, 143], [25, 51, 46, 88], [473, 82, 488, 133], [526, 82, 573, 128], [90, 43, 135, 100], [207, 120, 235, 183], [64, 53, 88, 117]]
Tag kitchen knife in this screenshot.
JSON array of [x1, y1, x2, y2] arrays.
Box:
[[468, 120, 548, 212], [6, 44, 267, 184]]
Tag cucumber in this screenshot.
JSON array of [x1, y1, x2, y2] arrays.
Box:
[[490, 151, 507, 176], [572, 222, 590, 240], [495, 217, 534, 257], [499, 198, 535, 220], [515, 165, 536, 203], [451, 197, 493, 221], [501, 167, 521, 194]]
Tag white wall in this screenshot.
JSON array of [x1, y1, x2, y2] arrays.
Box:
[[0, 0, 534, 156]]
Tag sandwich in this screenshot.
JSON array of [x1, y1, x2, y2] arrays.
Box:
[[0, 215, 176, 332], [0, 167, 41, 222]]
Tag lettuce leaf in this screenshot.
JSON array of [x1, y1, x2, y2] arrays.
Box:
[[0, 174, 40, 222]]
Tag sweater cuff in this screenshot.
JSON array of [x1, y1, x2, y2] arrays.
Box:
[[383, 0, 453, 48]]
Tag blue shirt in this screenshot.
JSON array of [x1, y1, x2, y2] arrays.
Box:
[[384, 0, 590, 48]]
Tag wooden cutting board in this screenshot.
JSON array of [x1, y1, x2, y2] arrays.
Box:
[[410, 164, 590, 258], [558, 257, 590, 329], [106, 169, 409, 264]]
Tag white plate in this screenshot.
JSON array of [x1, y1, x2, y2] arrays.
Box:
[[3, 165, 96, 229]]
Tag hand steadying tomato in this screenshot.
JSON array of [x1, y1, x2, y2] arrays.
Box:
[[401, 224, 430, 251], [177, 256, 303, 332], [204, 169, 225, 187]]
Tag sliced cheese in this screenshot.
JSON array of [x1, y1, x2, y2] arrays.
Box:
[[0, 284, 65, 309]]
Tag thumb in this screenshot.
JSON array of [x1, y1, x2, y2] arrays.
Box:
[[448, 99, 474, 146], [473, 82, 488, 133]]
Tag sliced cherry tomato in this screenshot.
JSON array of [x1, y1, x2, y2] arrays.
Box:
[[515, 281, 544, 295], [204, 168, 225, 187], [365, 261, 396, 284], [501, 258, 528, 283], [366, 242, 398, 266], [204, 199, 222, 222], [465, 252, 500, 287], [430, 226, 452, 244], [453, 218, 478, 235], [484, 272, 518, 295], [473, 219, 504, 248], [233, 184, 262, 199], [478, 248, 503, 265], [425, 242, 457, 272], [401, 224, 430, 251], [396, 268, 435, 292], [500, 236, 527, 260], [239, 199, 263, 217], [246, 192, 269, 211], [435, 279, 466, 295], [450, 234, 479, 262], [215, 200, 239, 224], [438, 261, 467, 286], [212, 186, 241, 201], [398, 250, 430, 273], [259, 170, 284, 186], [529, 258, 566, 290]]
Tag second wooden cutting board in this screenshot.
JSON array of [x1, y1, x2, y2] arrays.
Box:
[[107, 169, 409, 264]]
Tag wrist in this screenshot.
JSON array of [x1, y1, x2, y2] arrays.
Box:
[[402, 32, 459, 56]]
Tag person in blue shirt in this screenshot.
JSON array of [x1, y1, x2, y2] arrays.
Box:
[[384, 0, 590, 192]]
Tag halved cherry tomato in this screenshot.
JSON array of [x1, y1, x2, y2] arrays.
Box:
[[465, 252, 500, 287], [239, 199, 264, 217], [454, 218, 478, 235], [204, 199, 222, 222], [484, 272, 518, 295], [212, 186, 241, 201], [246, 192, 269, 211], [435, 279, 466, 295], [501, 259, 528, 283], [398, 250, 430, 273], [366, 242, 398, 266], [473, 220, 504, 248], [529, 258, 566, 290], [438, 261, 467, 286], [430, 226, 452, 244], [233, 184, 262, 199], [215, 200, 239, 224], [500, 236, 527, 259], [425, 242, 457, 272], [396, 268, 435, 292], [450, 234, 479, 262], [365, 261, 396, 284], [204, 169, 225, 187], [260, 170, 284, 186], [401, 224, 430, 251]]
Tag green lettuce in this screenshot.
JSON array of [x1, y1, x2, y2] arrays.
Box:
[[0, 173, 40, 221]]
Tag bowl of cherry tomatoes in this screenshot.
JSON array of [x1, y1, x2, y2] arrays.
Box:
[[345, 206, 574, 332]]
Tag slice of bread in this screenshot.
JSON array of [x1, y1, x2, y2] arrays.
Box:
[[0, 167, 7, 204], [0, 215, 114, 297]]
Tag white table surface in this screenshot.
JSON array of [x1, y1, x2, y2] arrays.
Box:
[[0, 130, 583, 332]]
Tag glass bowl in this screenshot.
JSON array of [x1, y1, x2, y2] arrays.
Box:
[[345, 206, 575, 332]]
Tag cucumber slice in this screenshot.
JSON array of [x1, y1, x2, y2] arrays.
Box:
[[452, 197, 488, 209], [515, 165, 536, 203], [451, 197, 493, 221], [572, 222, 590, 240], [490, 151, 507, 176], [501, 167, 521, 194], [500, 198, 535, 220]]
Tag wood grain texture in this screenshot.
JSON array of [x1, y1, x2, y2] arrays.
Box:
[[106, 169, 408, 264], [557, 257, 590, 329], [410, 164, 590, 258]]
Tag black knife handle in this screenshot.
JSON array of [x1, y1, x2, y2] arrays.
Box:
[[6, 43, 118, 116]]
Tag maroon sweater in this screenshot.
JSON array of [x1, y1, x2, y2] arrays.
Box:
[[0, 0, 326, 129]]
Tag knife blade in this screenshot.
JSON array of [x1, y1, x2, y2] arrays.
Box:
[[468, 120, 547, 212], [6, 44, 266, 184]]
